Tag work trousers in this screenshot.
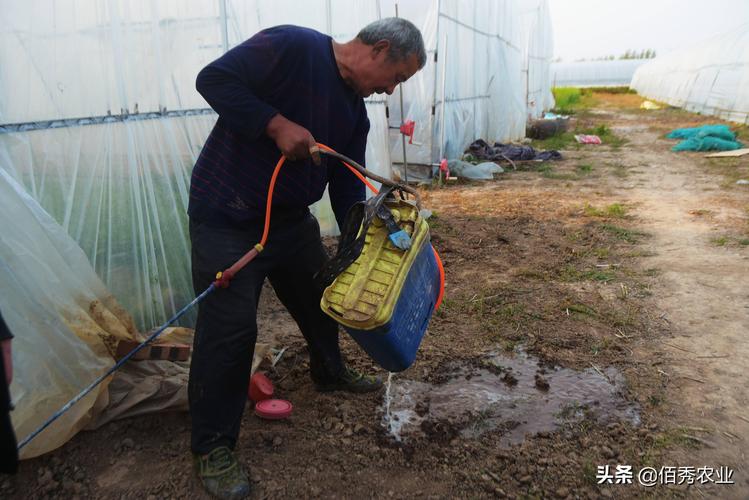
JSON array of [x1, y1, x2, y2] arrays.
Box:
[[188, 211, 343, 454]]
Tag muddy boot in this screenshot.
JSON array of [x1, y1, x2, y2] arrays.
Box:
[[193, 446, 250, 499], [315, 366, 383, 393]]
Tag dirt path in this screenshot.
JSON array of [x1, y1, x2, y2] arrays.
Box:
[[2, 94, 747, 499], [612, 118, 749, 498]]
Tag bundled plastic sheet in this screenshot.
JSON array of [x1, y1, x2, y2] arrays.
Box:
[[0, 170, 138, 458], [632, 24, 749, 124]]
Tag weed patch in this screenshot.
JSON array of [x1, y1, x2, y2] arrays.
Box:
[[559, 265, 616, 283], [584, 203, 627, 218], [600, 224, 647, 243]]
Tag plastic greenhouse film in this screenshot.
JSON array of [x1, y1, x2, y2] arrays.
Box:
[[0, 169, 138, 458], [0, 0, 555, 339], [632, 24, 749, 124]]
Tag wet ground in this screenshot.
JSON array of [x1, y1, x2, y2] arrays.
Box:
[[383, 349, 640, 447]]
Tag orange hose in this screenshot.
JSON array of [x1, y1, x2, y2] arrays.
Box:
[[316, 142, 379, 194], [216, 143, 446, 312], [260, 154, 286, 247], [432, 247, 445, 310]]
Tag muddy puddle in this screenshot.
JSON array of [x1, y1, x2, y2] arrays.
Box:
[[382, 349, 640, 447]]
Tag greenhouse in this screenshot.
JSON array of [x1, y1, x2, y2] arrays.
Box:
[[632, 22, 749, 124], [0, 0, 553, 458], [2, 1, 747, 498]]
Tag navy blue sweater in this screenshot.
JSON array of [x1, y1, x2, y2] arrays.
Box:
[[189, 25, 369, 229]]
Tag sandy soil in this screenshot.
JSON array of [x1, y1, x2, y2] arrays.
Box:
[[2, 93, 747, 499]]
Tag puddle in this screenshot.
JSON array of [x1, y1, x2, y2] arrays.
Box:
[[381, 349, 640, 447]]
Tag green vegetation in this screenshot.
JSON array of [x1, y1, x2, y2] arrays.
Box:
[[531, 131, 578, 151], [581, 86, 637, 94], [651, 427, 702, 450], [583, 203, 627, 218], [552, 87, 582, 112], [564, 303, 598, 317], [709, 235, 749, 247], [600, 224, 648, 244], [551, 86, 637, 114], [524, 162, 596, 181], [559, 265, 616, 283]]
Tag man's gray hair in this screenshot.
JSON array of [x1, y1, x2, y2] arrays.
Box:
[[357, 17, 426, 68]]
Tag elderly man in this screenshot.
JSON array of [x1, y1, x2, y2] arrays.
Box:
[[188, 17, 425, 498], [0, 311, 17, 475]]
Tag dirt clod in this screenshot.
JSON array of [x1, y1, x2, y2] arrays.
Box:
[[533, 373, 549, 391]]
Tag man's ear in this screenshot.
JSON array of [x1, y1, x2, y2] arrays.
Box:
[[371, 39, 391, 58]]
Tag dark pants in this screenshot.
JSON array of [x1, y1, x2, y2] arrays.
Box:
[[188, 211, 343, 454], [0, 358, 17, 474]]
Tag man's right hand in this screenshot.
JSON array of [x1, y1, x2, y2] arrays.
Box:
[[265, 114, 321, 165]]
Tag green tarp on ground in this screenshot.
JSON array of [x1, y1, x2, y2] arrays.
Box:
[[667, 124, 744, 152]]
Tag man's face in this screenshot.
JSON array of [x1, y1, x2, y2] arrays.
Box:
[[354, 41, 421, 97]]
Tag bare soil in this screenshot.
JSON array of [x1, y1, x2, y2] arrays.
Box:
[[3, 94, 748, 499]]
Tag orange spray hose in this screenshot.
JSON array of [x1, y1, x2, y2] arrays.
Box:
[[213, 143, 445, 311]]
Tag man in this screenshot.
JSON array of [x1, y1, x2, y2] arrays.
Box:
[[0, 310, 18, 475], [188, 18, 425, 498]]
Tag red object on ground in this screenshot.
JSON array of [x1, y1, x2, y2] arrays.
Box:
[[254, 399, 293, 420], [574, 134, 602, 145], [248, 372, 274, 402]]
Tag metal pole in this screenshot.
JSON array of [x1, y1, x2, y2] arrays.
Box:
[[430, 0, 442, 177], [325, 0, 332, 35], [219, 0, 229, 53], [395, 3, 408, 185], [439, 33, 448, 163]]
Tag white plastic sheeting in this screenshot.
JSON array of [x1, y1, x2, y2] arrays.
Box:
[[551, 59, 648, 88], [0, 1, 390, 332], [631, 24, 749, 124], [385, 0, 555, 168], [0, 0, 553, 457], [0, 169, 138, 458], [1, 0, 554, 334]]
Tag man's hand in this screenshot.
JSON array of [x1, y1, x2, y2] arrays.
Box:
[[265, 114, 321, 165], [1, 339, 11, 386]]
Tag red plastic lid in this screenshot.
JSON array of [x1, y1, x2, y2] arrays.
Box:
[[254, 399, 293, 420], [248, 372, 274, 402]]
